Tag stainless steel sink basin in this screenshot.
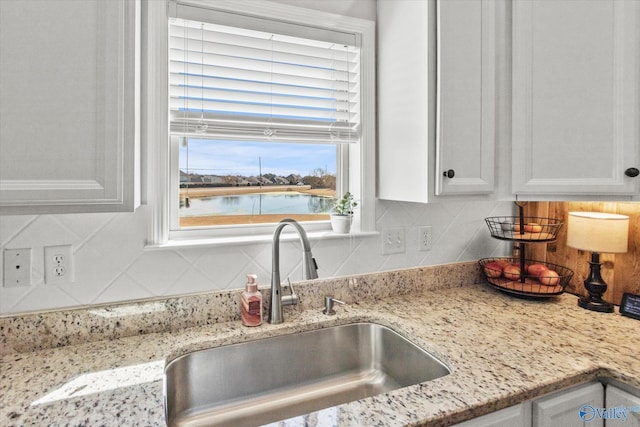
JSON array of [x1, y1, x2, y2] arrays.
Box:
[[164, 322, 450, 427]]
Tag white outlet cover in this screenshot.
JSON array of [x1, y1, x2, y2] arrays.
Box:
[[44, 245, 74, 285], [419, 226, 433, 251], [3, 248, 32, 287]]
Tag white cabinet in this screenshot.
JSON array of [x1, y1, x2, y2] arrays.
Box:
[[453, 382, 606, 427], [379, 0, 640, 202], [377, 0, 433, 203], [512, 0, 640, 198], [436, 0, 496, 196], [606, 385, 640, 427], [0, 0, 139, 214], [453, 402, 531, 427], [378, 0, 498, 202], [532, 382, 603, 427]]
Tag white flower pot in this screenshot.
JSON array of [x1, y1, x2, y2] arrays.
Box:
[[330, 214, 352, 234]]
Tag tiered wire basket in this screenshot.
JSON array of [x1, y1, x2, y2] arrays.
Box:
[[478, 257, 573, 297], [479, 204, 574, 298], [485, 216, 563, 242]]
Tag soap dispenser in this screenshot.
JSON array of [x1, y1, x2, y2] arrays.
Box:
[[241, 274, 263, 326]]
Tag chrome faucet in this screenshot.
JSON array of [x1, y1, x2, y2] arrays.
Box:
[[268, 218, 318, 324]]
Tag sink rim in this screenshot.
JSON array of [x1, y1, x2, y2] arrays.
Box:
[[163, 320, 451, 368], [163, 321, 451, 427], [163, 320, 452, 375]]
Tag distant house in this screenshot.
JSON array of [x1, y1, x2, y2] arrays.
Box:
[[180, 170, 204, 184], [286, 174, 302, 184], [202, 175, 225, 185], [272, 176, 289, 185]]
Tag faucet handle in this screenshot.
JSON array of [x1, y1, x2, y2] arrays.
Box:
[[322, 296, 345, 315], [281, 278, 299, 307]]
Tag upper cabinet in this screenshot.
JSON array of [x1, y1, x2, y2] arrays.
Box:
[[377, 0, 433, 203], [512, 0, 640, 198], [436, 0, 496, 196], [0, 0, 140, 214], [378, 0, 499, 202], [379, 0, 640, 203]]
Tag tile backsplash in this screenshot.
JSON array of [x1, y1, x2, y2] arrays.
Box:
[[0, 200, 513, 315]]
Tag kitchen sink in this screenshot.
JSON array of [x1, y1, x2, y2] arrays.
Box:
[[164, 322, 450, 427]]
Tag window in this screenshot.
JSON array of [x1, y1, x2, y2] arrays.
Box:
[[169, 6, 360, 228], [145, 1, 375, 245]]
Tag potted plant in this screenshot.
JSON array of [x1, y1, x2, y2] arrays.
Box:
[[330, 192, 358, 233]]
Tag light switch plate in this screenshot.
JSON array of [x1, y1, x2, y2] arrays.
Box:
[[382, 227, 405, 254]]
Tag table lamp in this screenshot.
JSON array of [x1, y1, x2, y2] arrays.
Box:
[[566, 212, 629, 313]]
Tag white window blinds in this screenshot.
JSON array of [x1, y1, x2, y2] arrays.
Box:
[[168, 8, 361, 144]]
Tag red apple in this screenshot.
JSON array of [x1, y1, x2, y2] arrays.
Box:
[[503, 264, 521, 281], [483, 262, 503, 278], [538, 269, 560, 286], [495, 259, 511, 269], [528, 263, 549, 277], [524, 223, 543, 233]]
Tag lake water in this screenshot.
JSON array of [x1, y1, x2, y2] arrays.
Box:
[[180, 192, 335, 216]]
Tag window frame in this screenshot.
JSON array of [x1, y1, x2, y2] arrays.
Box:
[[144, 0, 375, 247]]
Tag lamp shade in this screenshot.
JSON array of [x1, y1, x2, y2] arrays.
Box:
[[566, 212, 629, 253]]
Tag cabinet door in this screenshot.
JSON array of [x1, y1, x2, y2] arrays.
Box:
[[512, 0, 640, 197], [532, 382, 604, 427], [378, 0, 432, 203], [452, 402, 531, 427], [436, 0, 496, 196], [606, 385, 640, 427], [0, 0, 139, 214]]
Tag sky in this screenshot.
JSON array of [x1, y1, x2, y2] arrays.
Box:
[[179, 139, 337, 177]]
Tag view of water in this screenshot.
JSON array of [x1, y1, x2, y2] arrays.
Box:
[[179, 192, 335, 216]]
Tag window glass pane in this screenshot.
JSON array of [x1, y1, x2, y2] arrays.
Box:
[[179, 139, 337, 227]]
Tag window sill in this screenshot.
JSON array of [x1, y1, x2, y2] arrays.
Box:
[[145, 230, 379, 251]]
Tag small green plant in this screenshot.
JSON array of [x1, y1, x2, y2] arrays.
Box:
[[332, 192, 358, 215]]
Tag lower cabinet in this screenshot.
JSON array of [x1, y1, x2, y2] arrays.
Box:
[[453, 382, 636, 427], [453, 402, 531, 427], [532, 382, 603, 427], [606, 385, 640, 427]]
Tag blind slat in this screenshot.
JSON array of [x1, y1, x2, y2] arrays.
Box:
[[169, 73, 352, 101], [168, 38, 354, 73], [169, 50, 353, 84], [169, 61, 355, 92], [170, 99, 355, 122], [169, 88, 356, 114], [169, 27, 359, 65]]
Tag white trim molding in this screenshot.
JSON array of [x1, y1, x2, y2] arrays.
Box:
[[144, 0, 376, 246]]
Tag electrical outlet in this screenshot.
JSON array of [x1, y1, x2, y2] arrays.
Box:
[[44, 245, 74, 285], [419, 226, 433, 251], [382, 227, 405, 254], [3, 248, 32, 287]]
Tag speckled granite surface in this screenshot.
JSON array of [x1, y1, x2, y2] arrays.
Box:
[[0, 262, 480, 355], [1, 261, 639, 427]]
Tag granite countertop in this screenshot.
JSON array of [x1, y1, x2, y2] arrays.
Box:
[[2, 267, 639, 426]]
